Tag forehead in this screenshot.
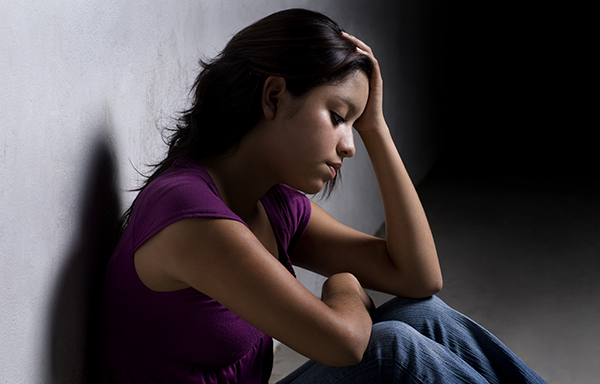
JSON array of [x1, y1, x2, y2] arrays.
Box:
[[313, 71, 369, 112]]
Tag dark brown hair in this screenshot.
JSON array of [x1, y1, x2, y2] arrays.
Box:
[[121, 8, 372, 231]]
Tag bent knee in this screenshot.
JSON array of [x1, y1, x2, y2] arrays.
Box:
[[369, 321, 422, 350], [364, 321, 440, 366], [372, 295, 453, 324]]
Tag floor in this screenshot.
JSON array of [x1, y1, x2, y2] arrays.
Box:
[[270, 161, 600, 384]]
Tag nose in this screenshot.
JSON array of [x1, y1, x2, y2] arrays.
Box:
[[337, 125, 356, 159]]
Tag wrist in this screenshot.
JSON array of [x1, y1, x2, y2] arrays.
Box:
[[356, 124, 394, 151], [354, 118, 388, 136]]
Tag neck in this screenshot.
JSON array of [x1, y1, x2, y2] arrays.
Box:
[[201, 144, 275, 222]]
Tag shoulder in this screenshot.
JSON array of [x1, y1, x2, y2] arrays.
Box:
[[136, 157, 236, 219], [128, 157, 244, 248], [143, 157, 218, 202]]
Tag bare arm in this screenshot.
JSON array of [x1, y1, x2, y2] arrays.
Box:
[[349, 32, 442, 296], [136, 217, 372, 366], [291, 33, 442, 298], [359, 127, 442, 296]]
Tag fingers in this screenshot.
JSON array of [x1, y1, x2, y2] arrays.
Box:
[[341, 31, 373, 55], [341, 31, 380, 75], [340, 31, 386, 132]]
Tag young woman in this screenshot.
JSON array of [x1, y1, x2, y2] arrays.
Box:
[[100, 8, 546, 383]]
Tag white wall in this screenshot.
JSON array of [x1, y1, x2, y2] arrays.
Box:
[[0, 1, 438, 382]]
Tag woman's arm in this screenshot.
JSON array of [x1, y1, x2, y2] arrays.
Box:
[[291, 33, 442, 298], [136, 217, 372, 366], [359, 126, 443, 296], [351, 32, 442, 295]]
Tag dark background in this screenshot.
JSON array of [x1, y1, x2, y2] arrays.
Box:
[[429, 2, 595, 179]]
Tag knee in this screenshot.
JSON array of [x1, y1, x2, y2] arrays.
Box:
[[372, 295, 452, 325], [368, 321, 423, 358], [365, 320, 447, 375], [371, 320, 413, 341]]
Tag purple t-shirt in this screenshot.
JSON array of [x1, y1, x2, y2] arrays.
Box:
[[100, 156, 311, 383]]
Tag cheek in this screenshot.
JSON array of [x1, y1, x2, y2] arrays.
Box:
[[288, 113, 330, 151]]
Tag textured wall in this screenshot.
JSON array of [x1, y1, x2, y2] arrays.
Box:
[[0, 1, 438, 382]]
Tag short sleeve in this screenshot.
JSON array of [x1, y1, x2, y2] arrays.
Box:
[[129, 163, 244, 252]]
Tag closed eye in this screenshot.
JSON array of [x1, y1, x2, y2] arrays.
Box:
[[330, 111, 347, 126]]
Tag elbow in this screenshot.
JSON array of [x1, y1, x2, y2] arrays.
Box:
[[427, 275, 444, 296], [421, 258, 444, 297], [417, 266, 444, 297], [326, 330, 370, 367], [418, 274, 443, 298], [341, 331, 371, 366], [325, 350, 363, 368], [402, 275, 444, 299], [319, 319, 371, 367], [338, 350, 365, 367]]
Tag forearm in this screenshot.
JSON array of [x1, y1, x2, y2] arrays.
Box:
[[359, 125, 442, 296], [342, 31, 441, 296]]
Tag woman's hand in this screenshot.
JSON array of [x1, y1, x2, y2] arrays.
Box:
[[342, 32, 386, 134]]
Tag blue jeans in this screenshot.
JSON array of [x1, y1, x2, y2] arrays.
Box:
[[277, 296, 546, 383]]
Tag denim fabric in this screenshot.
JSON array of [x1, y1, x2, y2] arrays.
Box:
[[277, 296, 546, 384]]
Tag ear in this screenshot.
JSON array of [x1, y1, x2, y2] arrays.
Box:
[[261, 76, 287, 120]]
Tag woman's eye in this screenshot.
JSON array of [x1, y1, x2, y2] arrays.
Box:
[[330, 111, 346, 126]]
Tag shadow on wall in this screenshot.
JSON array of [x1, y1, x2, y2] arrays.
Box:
[[48, 138, 120, 383]]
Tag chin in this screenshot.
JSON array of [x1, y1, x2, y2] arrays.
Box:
[[288, 180, 325, 195], [305, 186, 324, 195]]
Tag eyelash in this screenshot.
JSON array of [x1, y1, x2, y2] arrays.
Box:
[[330, 111, 347, 126]]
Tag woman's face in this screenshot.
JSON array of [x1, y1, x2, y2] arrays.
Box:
[[266, 71, 370, 194]]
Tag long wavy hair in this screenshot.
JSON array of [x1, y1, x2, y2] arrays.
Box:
[[120, 8, 372, 232]]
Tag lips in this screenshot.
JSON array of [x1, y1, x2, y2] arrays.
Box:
[[327, 164, 336, 179], [327, 163, 342, 179]]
